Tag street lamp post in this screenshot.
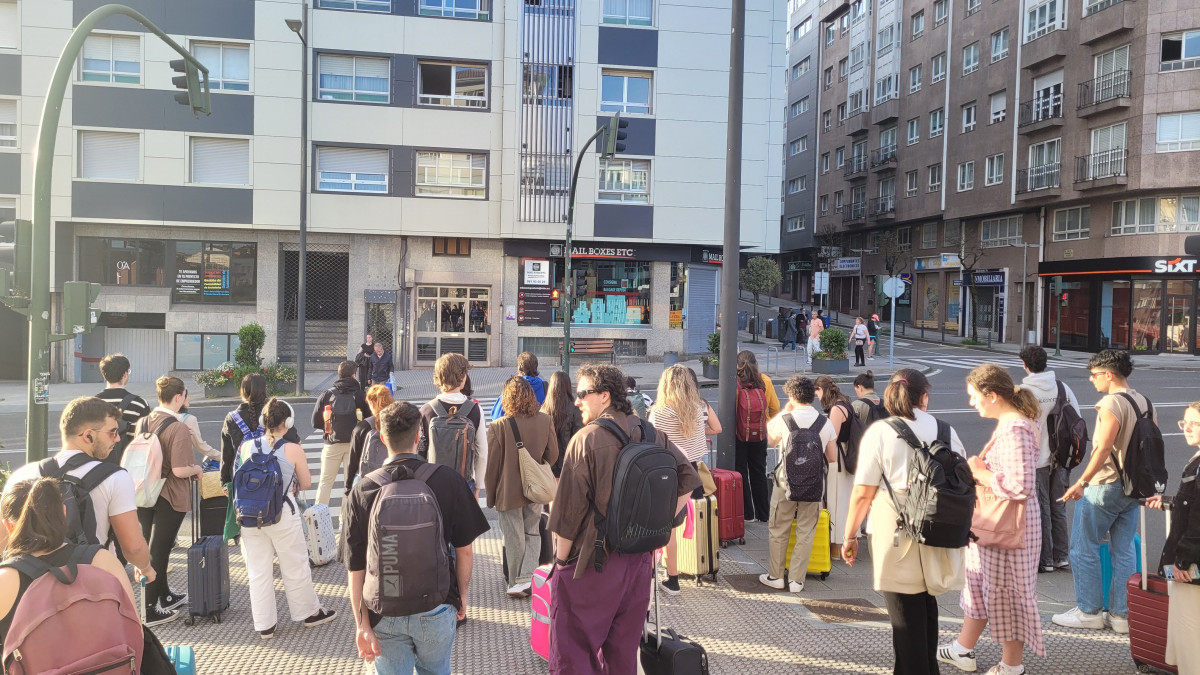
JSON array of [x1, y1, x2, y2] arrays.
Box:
[[287, 8, 309, 395], [1009, 242, 1040, 348]]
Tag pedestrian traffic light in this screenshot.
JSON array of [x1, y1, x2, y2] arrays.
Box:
[[61, 281, 101, 335], [1060, 292, 1068, 306], [170, 58, 211, 117], [601, 114, 628, 158], [0, 218, 31, 301]]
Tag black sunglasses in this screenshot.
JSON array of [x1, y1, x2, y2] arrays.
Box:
[[575, 389, 600, 400]]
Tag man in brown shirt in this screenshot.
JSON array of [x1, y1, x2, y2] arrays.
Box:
[[547, 364, 700, 675], [137, 375, 203, 624]]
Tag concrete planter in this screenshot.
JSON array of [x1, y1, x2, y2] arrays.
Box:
[[811, 358, 849, 375], [702, 362, 720, 379], [204, 381, 238, 399]]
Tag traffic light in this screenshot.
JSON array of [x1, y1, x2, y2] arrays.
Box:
[[0, 218, 31, 300], [170, 58, 211, 117], [1060, 292, 1069, 307], [601, 114, 629, 158], [574, 268, 587, 296], [61, 281, 101, 335]]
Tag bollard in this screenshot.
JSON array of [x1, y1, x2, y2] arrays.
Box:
[[940, 322, 946, 343], [766, 346, 779, 375], [920, 322, 925, 340]]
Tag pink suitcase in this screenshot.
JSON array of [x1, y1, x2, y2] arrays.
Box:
[[530, 564, 553, 660]]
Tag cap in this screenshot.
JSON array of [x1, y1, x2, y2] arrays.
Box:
[[871, 314, 879, 320]]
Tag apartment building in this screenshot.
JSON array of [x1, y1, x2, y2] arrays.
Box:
[[779, 0, 821, 301], [808, 0, 1200, 354], [0, 0, 785, 381]]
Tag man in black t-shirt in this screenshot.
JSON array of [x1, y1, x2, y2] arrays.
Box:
[[344, 401, 488, 673], [95, 354, 150, 466]]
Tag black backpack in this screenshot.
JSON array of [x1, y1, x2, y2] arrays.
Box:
[[880, 418, 975, 549], [1113, 393, 1169, 499], [37, 454, 124, 547], [327, 389, 359, 442], [1047, 381, 1088, 472], [589, 418, 680, 573], [778, 415, 828, 502], [112, 393, 138, 437], [835, 401, 866, 475], [860, 398, 887, 426]]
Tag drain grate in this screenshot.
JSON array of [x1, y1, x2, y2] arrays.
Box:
[[798, 597, 888, 624]]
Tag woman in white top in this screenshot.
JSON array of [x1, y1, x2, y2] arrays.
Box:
[[814, 375, 856, 560], [175, 404, 221, 462], [236, 398, 336, 639], [841, 369, 967, 675], [851, 317, 870, 366], [649, 365, 721, 596]]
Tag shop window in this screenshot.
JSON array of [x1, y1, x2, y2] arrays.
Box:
[[669, 263, 686, 328], [1131, 280, 1163, 351], [78, 237, 167, 287], [82, 237, 255, 305], [1100, 280, 1130, 350], [552, 259, 652, 325], [175, 332, 240, 370], [414, 286, 490, 363], [432, 237, 472, 256], [1055, 280, 1091, 350]]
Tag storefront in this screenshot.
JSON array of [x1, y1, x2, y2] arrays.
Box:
[[1039, 255, 1200, 354], [785, 258, 813, 304], [911, 254, 961, 329], [830, 257, 861, 313]]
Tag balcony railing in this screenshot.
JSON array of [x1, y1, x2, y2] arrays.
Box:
[[1018, 93, 1064, 127], [870, 195, 896, 217], [870, 145, 898, 168], [1078, 71, 1130, 109], [1075, 149, 1128, 182], [1016, 163, 1061, 193], [843, 202, 867, 222], [843, 155, 868, 178], [1084, 0, 1124, 16]]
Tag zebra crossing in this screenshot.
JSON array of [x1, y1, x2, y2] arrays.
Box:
[[900, 353, 1087, 372]]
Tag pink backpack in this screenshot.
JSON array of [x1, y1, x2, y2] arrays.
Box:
[[1, 545, 143, 675]]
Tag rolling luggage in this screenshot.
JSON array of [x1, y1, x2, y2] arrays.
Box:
[[186, 482, 230, 625], [1127, 505, 1177, 674], [641, 559, 710, 674], [199, 495, 227, 538], [302, 501, 338, 566], [165, 646, 197, 675], [786, 507, 832, 580], [529, 564, 553, 660], [675, 495, 719, 584], [140, 572, 195, 675], [711, 468, 746, 547], [503, 509, 553, 580]]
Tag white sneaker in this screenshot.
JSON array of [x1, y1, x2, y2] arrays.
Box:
[[788, 580, 803, 593], [936, 644, 977, 672], [758, 574, 785, 590], [1105, 612, 1129, 634], [506, 582, 532, 598], [1051, 606, 1105, 630]]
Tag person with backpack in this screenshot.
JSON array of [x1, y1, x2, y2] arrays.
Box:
[[815, 375, 861, 561], [760, 376, 837, 592], [541, 372, 583, 478], [95, 353, 151, 466], [344, 401, 489, 674], [490, 352, 548, 419], [650, 364, 722, 595], [485, 377, 559, 598], [937, 364, 1045, 675], [624, 376, 649, 419], [310, 361, 373, 507], [841, 369, 969, 675], [1019, 345, 1082, 574], [851, 317, 870, 367], [236, 398, 337, 639], [0, 477, 142, 667], [547, 364, 701, 674], [851, 371, 886, 427], [418, 353, 489, 497], [346, 384, 396, 493], [734, 351, 779, 522], [220, 374, 302, 486], [1053, 349, 1164, 636]]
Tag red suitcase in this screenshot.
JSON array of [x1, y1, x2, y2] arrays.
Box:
[[711, 468, 745, 547], [1127, 506, 1178, 674]]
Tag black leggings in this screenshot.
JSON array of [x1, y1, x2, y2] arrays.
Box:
[[138, 496, 187, 608], [882, 590, 941, 675], [734, 439, 769, 521]]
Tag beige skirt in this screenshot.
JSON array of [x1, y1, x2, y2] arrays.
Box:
[[1166, 580, 1200, 675], [867, 489, 965, 596]]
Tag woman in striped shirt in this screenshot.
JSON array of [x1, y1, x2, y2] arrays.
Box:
[[650, 365, 722, 595]]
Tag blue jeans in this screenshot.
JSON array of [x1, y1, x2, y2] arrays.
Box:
[[373, 603, 457, 675], [1070, 482, 1139, 617]]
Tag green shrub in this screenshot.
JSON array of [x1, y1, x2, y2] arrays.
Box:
[[816, 327, 848, 360], [235, 322, 267, 367], [707, 331, 721, 356]]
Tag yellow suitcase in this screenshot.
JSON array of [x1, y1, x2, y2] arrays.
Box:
[[675, 495, 719, 584], [785, 508, 831, 580]]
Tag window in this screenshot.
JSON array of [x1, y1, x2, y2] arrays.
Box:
[[193, 43, 250, 91], [78, 236, 166, 288], [422, 61, 489, 108], [823, 110, 831, 131], [318, 146, 388, 193], [911, 10, 925, 38], [0, 99, 14, 148], [826, 25, 836, 45], [792, 26, 800, 43], [907, 117, 920, 145], [1111, 198, 1157, 235], [839, 58, 848, 80], [934, 0, 948, 26], [598, 157, 649, 203], [1087, 122, 1127, 179], [797, 16, 813, 37], [932, 53, 946, 82], [600, 70, 651, 114], [966, 0, 980, 15], [1031, 70, 1064, 122], [820, 195, 829, 213], [790, 96, 809, 118], [432, 238, 472, 256], [981, 215, 1022, 247], [80, 34, 140, 84], [420, 0, 489, 19], [1156, 112, 1200, 152], [962, 43, 979, 75], [985, 153, 1004, 185], [1090, 45, 1130, 106], [1025, 0, 1062, 43], [909, 65, 922, 93], [1027, 138, 1061, 189], [835, 191, 844, 211], [850, 44, 865, 73], [906, 170, 919, 196], [841, 13, 850, 34], [878, 24, 896, 56], [897, 226, 912, 251], [788, 138, 805, 156], [991, 28, 1010, 62], [0, 2, 15, 49], [190, 137, 249, 186], [1161, 30, 1200, 71], [318, 54, 389, 103], [875, 75, 897, 103], [790, 101, 801, 118], [849, 91, 865, 115], [850, 0, 867, 24], [78, 130, 138, 181], [1053, 207, 1090, 241], [880, 127, 897, 154], [922, 222, 938, 247], [961, 102, 976, 132], [929, 163, 942, 192], [944, 220, 960, 246], [990, 91, 1007, 123], [957, 161, 975, 191], [78, 238, 256, 306], [417, 151, 487, 199], [930, 108, 944, 137], [787, 178, 801, 194], [796, 57, 811, 77], [787, 215, 807, 232], [1157, 196, 1200, 232], [837, 102, 847, 121], [318, 0, 390, 10], [835, 146, 845, 167], [800, 175, 808, 190], [821, 153, 830, 172]]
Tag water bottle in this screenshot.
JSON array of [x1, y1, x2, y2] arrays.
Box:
[[323, 404, 333, 435]]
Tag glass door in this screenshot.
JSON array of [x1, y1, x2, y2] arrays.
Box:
[[1165, 280, 1195, 354], [414, 286, 491, 365]]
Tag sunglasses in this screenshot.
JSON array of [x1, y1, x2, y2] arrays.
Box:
[[1088, 371, 1110, 380], [575, 389, 600, 400]]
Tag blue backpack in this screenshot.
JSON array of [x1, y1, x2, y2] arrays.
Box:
[[231, 411, 264, 444], [234, 437, 294, 528]]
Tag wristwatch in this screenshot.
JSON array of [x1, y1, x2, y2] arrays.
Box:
[[1078, 479, 1091, 488]]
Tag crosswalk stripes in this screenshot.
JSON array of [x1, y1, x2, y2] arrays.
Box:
[[901, 354, 1086, 371]]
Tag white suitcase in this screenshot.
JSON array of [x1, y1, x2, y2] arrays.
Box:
[[301, 502, 337, 566]]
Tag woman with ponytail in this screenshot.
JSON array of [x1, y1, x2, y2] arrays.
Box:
[[814, 375, 856, 560], [937, 364, 1044, 675]]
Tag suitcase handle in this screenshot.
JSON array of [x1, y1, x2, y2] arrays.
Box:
[[191, 477, 201, 545], [646, 553, 662, 650]]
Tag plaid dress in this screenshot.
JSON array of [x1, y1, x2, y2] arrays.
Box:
[[960, 418, 1046, 656]]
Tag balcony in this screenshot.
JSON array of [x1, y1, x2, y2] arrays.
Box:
[[1022, 27, 1068, 69], [872, 97, 899, 125], [845, 110, 870, 137], [1016, 163, 1062, 199], [843, 201, 867, 224], [870, 195, 896, 220], [1074, 149, 1128, 189], [820, 0, 851, 23], [1077, 71, 1131, 118], [843, 155, 868, 179], [1018, 94, 1064, 134], [1081, 0, 1135, 45], [870, 146, 898, 172]]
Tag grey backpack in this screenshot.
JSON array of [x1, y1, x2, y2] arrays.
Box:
[[427, 399, 478, 480], [364, 462, 451, 617], [359, 418, 390, 478]]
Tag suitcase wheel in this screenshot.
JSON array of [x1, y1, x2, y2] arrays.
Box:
[[215, 612, 222, 624], [1136, 662, 1152, 673], [739, 537, 746, 545], [710, 572, 718, 582], [184, 615, 195, 626], [720, 540, 728, 549], [820, 572, 829, 581]]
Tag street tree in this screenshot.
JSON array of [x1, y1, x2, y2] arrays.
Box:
[[739, 256, 782, 342]]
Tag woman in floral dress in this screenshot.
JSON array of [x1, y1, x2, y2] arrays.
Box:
[[938, 364, 1045, 675]]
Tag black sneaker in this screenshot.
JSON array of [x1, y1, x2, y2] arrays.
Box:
[[661, 575, 681, 596], [304, 608, 337, 627], [259, 625, 277, 640], [160, 591, 187, 611], [144, 604, 178, 627]]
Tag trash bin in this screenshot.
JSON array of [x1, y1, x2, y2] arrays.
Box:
[[748, 315, 758, 334], [765, 318, 776, 339], [663, 351, 679, 367], [737, 311, 748, 330]]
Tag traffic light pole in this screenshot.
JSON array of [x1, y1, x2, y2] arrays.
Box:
[[561, 125, 609, 375], [24, 5, 208, 462]]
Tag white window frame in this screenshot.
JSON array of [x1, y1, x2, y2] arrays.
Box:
[[1161, 30, 1200, 72], [1157, 196, 1200, 232], [981, 215, 1022, 247], [878, 24, 896, 56], [789, 139, 802, 156], [930, 108, 945, 137], [966, 0, 981, 16], [962, 102, 977, 133], [820, 195, 829, 214], [1156, 112, 1200, 152], [798, 16, 813, 38], [823, 110, 832, 131], [835, 147, 845, 167], [934, 0, 948, 26], [957, 161, 975, 191], [991, 27, 1010, 62], [821, 152, 830, 173], [418, 151, 488, 199], [1052, 206, 1090, 241], [0, 98, 16, 149], [787, 178, 801, 194], [835, 191, 844, 212], [907, 117, 920, 145], [911, 11, 925, 39], [79, 33, 142, 85], [787, 214, 807, 232], [77, 129, 141, 181], [922, 222, 938, 247], [944, 220, 961, 246], [990, 91, 1007, 123], [422, 61, 490, 109], [1087, 122, 1127, 179], [318, 54, 390, 103], [420, 0, 490, 19], [826, 24, 836, 46], [1025, 0, 1062, 44], [0, 2, 17, 50], [798, 57, 811, 76], [985, 153, 1004, 186], [897, 226, 912, 251], [839, 58, 849, 80], [1027, 138, 1061, 190], [909, 65, 922, 93], [906, 170, 919, 196], [317, 0, 391, 11], [932, 53, 946, 83], [599, 69, 652, 115], [317, 146, 389, 193], [875, 75, 897, 104], [192, 42, 251, 92], [790, 101, 801, 118], [962, 43, 980, 75], [849, 44, 866, 73], [928, 163, 942, 192], [1111, 198, 1157, 236], [188, 136, 251, 186]]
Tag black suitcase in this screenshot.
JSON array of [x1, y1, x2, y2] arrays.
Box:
[[640, 559, 710, 674], [186, 482, 230, 625], [199, 495, 227, 539], [502, 510, 553, 579]]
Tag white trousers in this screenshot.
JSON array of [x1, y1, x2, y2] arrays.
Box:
[[825, 462, 854, 546], [241, 505, 321, 631]]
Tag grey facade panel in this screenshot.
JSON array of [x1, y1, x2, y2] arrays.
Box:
[[392, 54, 417, 108], [597, 27, 657, 68], [593, 203, 653, 239], [0, 54, 19, 96], [391, 0, 417, 17], [594, 116, 655, 156], [75, 0, 254, 40], [0, 153, 19, 195], [73, 86, 254, 135], [390, 146, 414, 198], [71, 181, 252, 223]]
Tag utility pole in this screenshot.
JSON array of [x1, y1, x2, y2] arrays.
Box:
[[287, 7, 309, 395], [716, 0, 746, 471], [1009, 242, 1039, 348], [1054, 275, 1063, 356]]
